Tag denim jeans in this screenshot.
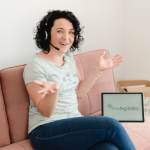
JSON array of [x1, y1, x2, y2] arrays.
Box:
[[29, 116, 136, 150]]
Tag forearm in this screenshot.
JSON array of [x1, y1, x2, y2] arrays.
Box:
[[77, 68, 102, 99], [37, 91, 59, 118]]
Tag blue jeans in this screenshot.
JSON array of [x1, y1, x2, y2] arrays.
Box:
[[29, 116, 136, 150]]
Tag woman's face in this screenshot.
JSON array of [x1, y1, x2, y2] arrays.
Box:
[[50, 18, 75, 53]]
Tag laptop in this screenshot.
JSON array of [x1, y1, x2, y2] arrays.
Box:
[[101, 92, 145, 122]]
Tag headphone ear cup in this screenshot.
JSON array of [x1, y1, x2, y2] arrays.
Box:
[[75, 35, 78, 41], [45, 31, 48, 40]]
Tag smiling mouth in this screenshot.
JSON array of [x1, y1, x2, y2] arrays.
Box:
[[60, 43, 68, 46]]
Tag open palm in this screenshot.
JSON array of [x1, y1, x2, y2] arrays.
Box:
[[96, 51, 124, 71]]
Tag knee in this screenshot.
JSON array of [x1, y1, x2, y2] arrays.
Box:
[[103, 116, 123, 130], [86, 116, 123, 131]]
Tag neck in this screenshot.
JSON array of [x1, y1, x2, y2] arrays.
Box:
[[47, 47, 64, 62], [38, 49, 65, 66]]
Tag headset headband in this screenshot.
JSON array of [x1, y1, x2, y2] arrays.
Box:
[[46, 14, 52, 25]]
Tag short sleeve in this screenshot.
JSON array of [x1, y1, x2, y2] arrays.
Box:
[[23, 62, 47, 85]]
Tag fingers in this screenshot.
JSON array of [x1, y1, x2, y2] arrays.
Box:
[[113, 59, 124, 67], [37, 87, 58, 94], [111, 54, 123, 60], [110, 54, 124, 67], [111, 54, 124, 64], [33, 80, 43, 86], [47, 89, 55, 94], [113, 56, 124, 63], [34, 80, 59, 94]]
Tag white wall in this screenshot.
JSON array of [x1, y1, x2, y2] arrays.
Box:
[[0, 0, 125, 91], [122, 0, 150, 81]]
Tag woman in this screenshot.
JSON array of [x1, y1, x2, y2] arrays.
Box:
[[23, 10, 136, 150]]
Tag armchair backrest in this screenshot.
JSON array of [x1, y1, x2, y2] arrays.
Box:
[[74, 49, 116, 115]]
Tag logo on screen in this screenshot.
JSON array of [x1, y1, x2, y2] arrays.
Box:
[[107, 103, 139, 111]]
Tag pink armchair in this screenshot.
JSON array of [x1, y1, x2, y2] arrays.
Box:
[[0, 49, 150, 150]]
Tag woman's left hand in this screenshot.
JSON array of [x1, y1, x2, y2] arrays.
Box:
[[94, 51, 124, 72]]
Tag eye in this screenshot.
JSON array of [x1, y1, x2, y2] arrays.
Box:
[[69, 31, 74, 34], [57, 30, 62, 33]]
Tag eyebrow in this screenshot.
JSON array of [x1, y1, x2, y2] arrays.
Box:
[[56, 28, 75, 30]]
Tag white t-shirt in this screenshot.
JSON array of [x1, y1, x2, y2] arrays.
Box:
[[23, 50, 83, 134]]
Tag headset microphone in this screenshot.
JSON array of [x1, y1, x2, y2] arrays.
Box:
[[49, 42, 59, 50], [45, 31, 59, 50]]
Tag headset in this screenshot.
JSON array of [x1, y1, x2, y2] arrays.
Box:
[[44, 13, 78, 50]]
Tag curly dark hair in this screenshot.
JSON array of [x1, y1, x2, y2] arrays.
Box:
[[33, 10, 84, 54]]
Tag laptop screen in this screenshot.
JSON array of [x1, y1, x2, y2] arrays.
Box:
[[101, 92, 145, 122]]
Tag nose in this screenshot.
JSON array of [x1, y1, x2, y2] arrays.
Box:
[[62, 32, 69, 40]]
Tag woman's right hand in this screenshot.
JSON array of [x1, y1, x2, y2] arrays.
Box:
[[33, 80, 60, 94]]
